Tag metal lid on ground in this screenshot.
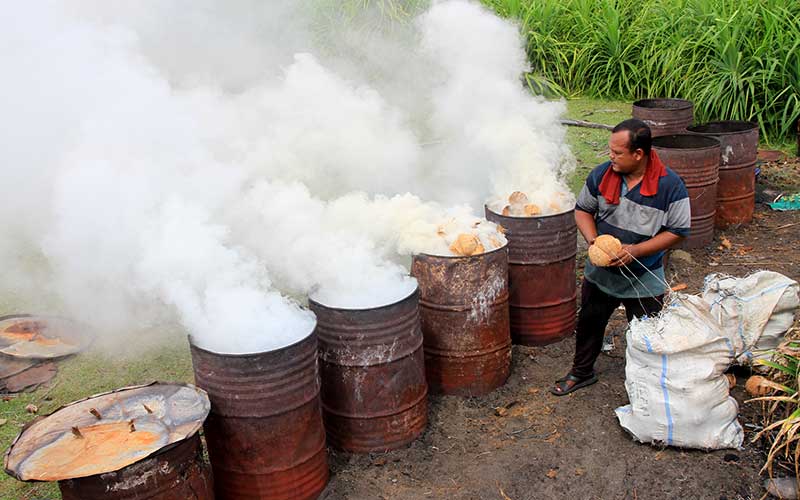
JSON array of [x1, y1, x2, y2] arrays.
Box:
[[4, 382, 210, 482], [0, 315, 91, 360]]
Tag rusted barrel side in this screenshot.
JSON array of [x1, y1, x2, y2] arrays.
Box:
[[410, 246, 511, 396], [190, 333, 329, 500], [687, 121, 758, 227], [632, 98, 694, 137], [310, 289, 428, 453], [59, 434, 213, 500], [484, 208, 577, 346], [652, 135, 721, 249]]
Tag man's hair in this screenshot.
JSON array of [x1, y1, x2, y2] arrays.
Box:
[[612, 118, 652, 155]]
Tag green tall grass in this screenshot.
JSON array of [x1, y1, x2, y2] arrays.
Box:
[[483, 0, 800, 142]]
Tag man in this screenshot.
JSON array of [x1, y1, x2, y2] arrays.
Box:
[[550, 119, 690, 395]]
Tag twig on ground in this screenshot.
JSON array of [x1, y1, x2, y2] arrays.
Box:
[[560, 118, 614, 130]]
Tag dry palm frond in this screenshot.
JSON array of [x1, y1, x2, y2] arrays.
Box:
[[748, 326, 800, 495]]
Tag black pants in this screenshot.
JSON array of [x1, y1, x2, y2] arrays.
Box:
[[571, 279, 664, 379]]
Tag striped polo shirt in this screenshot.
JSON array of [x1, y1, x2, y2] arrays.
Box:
[[576, 161, 691, 298]]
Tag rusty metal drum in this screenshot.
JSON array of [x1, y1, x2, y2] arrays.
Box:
[[411, 246, 511, 396], [687, 121, 758, 227], [309, 289, 428, 453], [190, 333, 329, 500], [484, 208, 577, 346], [633, 98, 694, 137], [59, 435, 213, 500], [652, 134, 721, 249]]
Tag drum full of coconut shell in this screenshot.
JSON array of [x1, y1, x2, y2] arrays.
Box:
[[4, 382, 213, 500], [485, 207, 578, 346], [309, 288, 428, 453], [190, 331, 329, 500], [411, 246, 511, 396]]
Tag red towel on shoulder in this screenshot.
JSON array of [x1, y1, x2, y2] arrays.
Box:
[[598, 150, 667, 205]]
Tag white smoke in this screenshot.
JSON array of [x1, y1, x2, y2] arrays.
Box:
[[0, 0, 574, 353]]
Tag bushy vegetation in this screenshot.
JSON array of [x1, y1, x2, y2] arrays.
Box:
[[750, 328, 800, 488], [482, 0, 800, 142]]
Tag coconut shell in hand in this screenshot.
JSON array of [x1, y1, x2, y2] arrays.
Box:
[[588, 235, 623, 267]]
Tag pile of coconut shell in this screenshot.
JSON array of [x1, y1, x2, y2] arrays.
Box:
[[434, 218, 507, 257], [497, 191, 572, 217]]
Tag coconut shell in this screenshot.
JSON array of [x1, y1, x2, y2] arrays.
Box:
[[508, 191, 529, 205], [523, 204, 541, 216], [449, 234, 485, 256], [588, 235, 623, 267], [725, 373, 736, 389], [745, 375, 776, 397]]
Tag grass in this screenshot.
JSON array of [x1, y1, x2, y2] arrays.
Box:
[[482, 0, 800, 144], [561, 97, 630, 193]]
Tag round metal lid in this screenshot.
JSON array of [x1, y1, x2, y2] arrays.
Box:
[[4, 382, 210, 482], [0, 315, 91, 360]]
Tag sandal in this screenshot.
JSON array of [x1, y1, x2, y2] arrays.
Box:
[[549, 373, 598, 396]]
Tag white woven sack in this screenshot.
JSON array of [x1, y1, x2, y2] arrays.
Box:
[[702, 271, 799, 365], [615, 294, 743, 450]]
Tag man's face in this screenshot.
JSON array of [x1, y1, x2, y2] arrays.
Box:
[[608, 131, 644, 174]]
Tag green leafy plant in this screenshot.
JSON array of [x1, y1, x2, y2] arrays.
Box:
[[482, 0, 800, 144]]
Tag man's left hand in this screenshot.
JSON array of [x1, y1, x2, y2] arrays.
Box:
[[609, 244, 637, 267]]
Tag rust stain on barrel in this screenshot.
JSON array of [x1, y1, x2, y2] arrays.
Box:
[[485, 207, 577, 346], [310, 289, 428, 453], [632, 98, 694, 137], [190, 333, 329, 500], [59, 434, 213, 500], [411, 246, 511, 396], [687, 121, 758, 227], [652, 134, 721, 249]]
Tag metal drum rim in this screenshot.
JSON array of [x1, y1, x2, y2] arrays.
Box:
[[308, 285, 419, 313], [633, 98, 693, 110], [414, 243, 508, 260], [484, 205, 575, 221], [187, 325, 316, 359], [652, 134, 721, 151], [686, 120, 759, 135]]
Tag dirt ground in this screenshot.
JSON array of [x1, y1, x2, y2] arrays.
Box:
[[322, 174, 800, 499]]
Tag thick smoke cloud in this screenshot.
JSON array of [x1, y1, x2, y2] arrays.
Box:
[[0, 1, 574, 353]]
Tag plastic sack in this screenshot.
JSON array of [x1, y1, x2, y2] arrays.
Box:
[[702, 271, 799, 365], [615, 294, 743, 450]]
